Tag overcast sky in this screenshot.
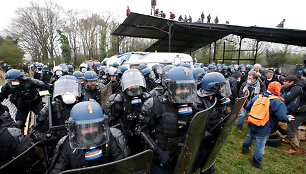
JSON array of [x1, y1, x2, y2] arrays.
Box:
[[1, 0, 306, 33]]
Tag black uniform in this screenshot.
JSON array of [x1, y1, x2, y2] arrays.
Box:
[[105, 91, 151, 154], [193, 95, 229, 173], [49, 128, 129, 174], [34, 70, 42, 80], [0, 106, 32, 166], [40, 70, 53, 84], [141, 92, 197, 172], [0, 77, 46, 127], [82, 86, 102, 104], [31, 99, 74, 145]]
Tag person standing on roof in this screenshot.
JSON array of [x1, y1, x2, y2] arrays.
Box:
[[214, 16, 219, 24], [207, 13, 211, 23], [126, 6, 131, 16], [151, 0, 157, 15], [201, 12, 205, 23]]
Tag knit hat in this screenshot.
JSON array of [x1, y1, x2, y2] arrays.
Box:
[[268, 82, 284, 101]]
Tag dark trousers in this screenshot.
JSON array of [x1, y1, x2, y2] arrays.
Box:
[[15, 102, 43, 127], [286, 112, 306, 138]]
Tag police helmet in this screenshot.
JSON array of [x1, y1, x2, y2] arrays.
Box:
[[180, 63, 191, 69], [142, 68, 152, 77], [208, 64, 216, 70], [59, 75, 78, 81], [5, 69, 22, 81], [112, 62, 119, 68], [192, 68, 205, 81], [108, 67, 118, 76], [67, 101, 109, 149], [99, 66, 108, 74], [84, 71, 98, 81], [72, 71, 84, 79], [80, 63, 88, 73], [275, 67, 282, 75], [68, 65, 74, 71], [165, 67, 196, 104], [59, 63, 68, 72], [222, 66, 228, 70], [53, 66, 63, 76], [138, 64, 147, 71], [239, 64, 246, 72], [199, 72, 231, 97], [160, 65, 173, 86], [43, 65, 49, 71], [53, 78, 81, 101], [121, 69, 146, 97], [119, 66, 128, 74]]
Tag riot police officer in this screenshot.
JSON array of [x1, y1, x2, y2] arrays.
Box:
[[105, 69, 150, 154], [0, 104, 32, 166], [0, 69, 47, 129], [40, 65, 53, 85], [67, 65, 74, 75], [82, 71, 102, 103], [49, 101, 129, 174], [31, 78, 81, 146], [141, 67, 197, 173], [50, 66, 63, 84], [34, 63, 43, 79], [107, 67, 121, 94], [194, 72, 231, 173], [142, 68, 156, 92]]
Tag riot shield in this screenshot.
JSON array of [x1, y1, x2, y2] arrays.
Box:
[[61, 149, 153, 174], [173, 98, 217, 174], [283, 64, 298, 76], [0, 141, 47, 174], [100, 81, 112, 110], [200, 95, 248, 173]]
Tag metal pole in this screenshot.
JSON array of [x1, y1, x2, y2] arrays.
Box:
[[222, 41, 226, 64], [117, 36, 120, 54], [209, 43, 212, 64], [168, 22, 173, 52], [213, 41, 217, 62], [254, 40, 259, 64], [237, 37, 243, 65]]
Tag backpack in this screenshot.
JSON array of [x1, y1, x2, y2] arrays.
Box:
[[247, 94, 279, 126]]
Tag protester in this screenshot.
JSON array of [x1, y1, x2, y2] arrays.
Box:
[[242, 82, 294, 169], [281, 75, 304, 156], [237, 71, 266, 132]]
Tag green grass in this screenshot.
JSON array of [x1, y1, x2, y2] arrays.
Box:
[[214, 124, 305, 174]]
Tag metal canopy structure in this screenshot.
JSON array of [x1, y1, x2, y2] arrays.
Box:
[[113, 12, 306, 63]]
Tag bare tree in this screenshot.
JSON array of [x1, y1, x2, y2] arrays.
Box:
[[63, 9, 81, 65], [7, 1, 63, 62]]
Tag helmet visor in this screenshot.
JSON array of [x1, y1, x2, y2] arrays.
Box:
[[220, 80, 232, 97], [121, 70, 146, 91], [67, 119, 109, 149], [167, 80, 196, 104], [53, 79, 80, 98]]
